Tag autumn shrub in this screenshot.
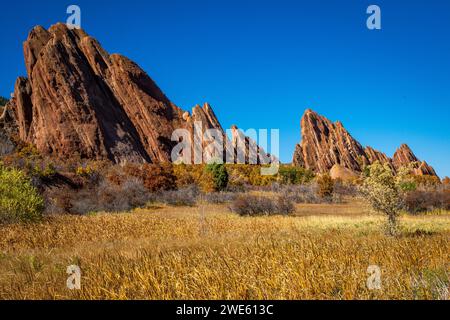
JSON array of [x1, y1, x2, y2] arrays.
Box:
[[46, 177, 150, 215], [203, 192, 238, 204], [248, 166, 277, 186], [151, 184, 200, 207], [173, 163, 197, 187], [227, 164, 252, 187], [0, 164, 44, 223], [103, 178, 150, 212], [333, 179, 359, 197], [278, 184, 321, 204], [231, 195, 294, 216], [278, 166, 315, 185], [412, 175, 442, 190], [316, 174, 335, 199], [227, 164, 276, 187], [75, 165, 95, 178], [396, 165, 441, 191], [1, 143, 58, 185], [125, 163, 176, 192], [276, 195, 295, 214], [403, 190, 450, 214]]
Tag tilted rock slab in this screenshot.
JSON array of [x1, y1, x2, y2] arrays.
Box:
[[292, 109, 437, 176], [5, 24, 226, 164]]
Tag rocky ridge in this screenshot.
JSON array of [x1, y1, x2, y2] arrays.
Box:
[[292, 109, 437, 176], [2, 24, 259, 164]]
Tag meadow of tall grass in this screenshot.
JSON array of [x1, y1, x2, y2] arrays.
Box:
[[0, 201, 448, 300]]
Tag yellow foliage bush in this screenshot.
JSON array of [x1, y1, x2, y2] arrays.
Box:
[[0, 164, 44, 223]]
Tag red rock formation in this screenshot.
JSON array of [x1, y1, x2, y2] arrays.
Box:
[[392, 144, 437, 176], [329, 164, 359, 181], [292, 109, 437, 176], [0, 103, 19, 156], [4, 23, 271, 166], [229, 125, 274, 165], [292, 109, 367, 172], [364, 146, 394, 171], [5, 24, 226, 164]]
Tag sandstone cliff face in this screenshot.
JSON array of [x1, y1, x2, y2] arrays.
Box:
[[0, 104, 18, 156], [292, 109, 367, 172], [5, 24, 226, 164], [292, 109, 437, 176], [392, 144, 437, 176]]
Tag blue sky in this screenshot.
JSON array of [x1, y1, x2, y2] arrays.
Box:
[[1, 0, 449, 177]]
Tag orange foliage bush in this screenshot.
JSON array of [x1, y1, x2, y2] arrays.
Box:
[[316, 174, 334, 198], [124, 163, 176, 192]]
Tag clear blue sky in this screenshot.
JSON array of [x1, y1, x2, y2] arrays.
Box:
[[1, 0, 449, 177]]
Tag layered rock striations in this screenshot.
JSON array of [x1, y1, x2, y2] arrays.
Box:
[[3, 24, 233, 164], [292, 109, 437, 176], [392, 144, 437, 176]]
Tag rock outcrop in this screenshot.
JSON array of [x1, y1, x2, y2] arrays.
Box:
[[392, 144, 437, 176], [0, 104, 18, 156], [329, 164, 359, 181], [292, 109, 367, 172], [2, 23, 272, 165], [292, 109, 437, 176], [3, 24, 226, 164]]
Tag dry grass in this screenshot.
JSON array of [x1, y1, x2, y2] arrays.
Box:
[[0, 200, 449, 300]]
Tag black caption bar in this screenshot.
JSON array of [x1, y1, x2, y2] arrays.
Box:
[[1, 300, 447, 319]]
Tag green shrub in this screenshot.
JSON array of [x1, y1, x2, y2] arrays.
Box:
[[398, 181, 417, 192], [0, 165, 44, 223], [278, 166, 315, 185], [205, 162, 229, 192]]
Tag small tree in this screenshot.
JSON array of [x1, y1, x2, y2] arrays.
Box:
[[205, 162, 229, 192], [362, 162, 401, 236], [316, 173, 334, 199]]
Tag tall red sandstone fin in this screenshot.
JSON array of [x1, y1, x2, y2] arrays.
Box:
[[106, 53, 183, 162], [13, 23, 152, 163], [416, 161, 437, 176], [23, 26, 51, 79], [293, 109, 367, 173], [12, 77, 33, 141], [229, 125, 274, 165], [365, 146, 394, 171], [392, 144, 419, 169], [0, 100, 19, 156], [393, 144, 437, 176], [292, 144, 304, 167], [293, 110, 437, 176]]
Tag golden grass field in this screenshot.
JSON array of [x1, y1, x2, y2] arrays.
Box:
[[0, 198, 449, 300]]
